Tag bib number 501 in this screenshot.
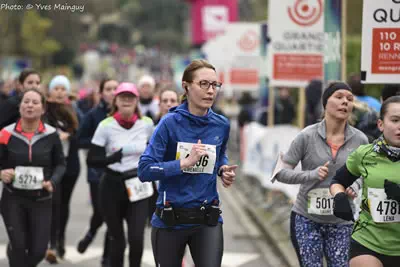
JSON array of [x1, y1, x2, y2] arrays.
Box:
[[316, 197, 333, 210]]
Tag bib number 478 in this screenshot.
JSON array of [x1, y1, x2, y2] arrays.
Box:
[[376, 200, 400, 216]]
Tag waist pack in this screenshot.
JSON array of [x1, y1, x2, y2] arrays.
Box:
[[155, 204, 221, 227]]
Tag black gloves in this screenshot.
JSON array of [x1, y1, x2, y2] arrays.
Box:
[[384, 179, 400, 202], [106, 149, 123, 164], [333, 192, 354, 221]]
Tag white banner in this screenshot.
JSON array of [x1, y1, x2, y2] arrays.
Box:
[[361, 0, 400, 84], [267, 0, 325, 87], [241, 123, 300, 201], [202, 22, 262, 92]]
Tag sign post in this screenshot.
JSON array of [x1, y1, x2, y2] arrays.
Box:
[[341, 0, 347, 81], [324, 0, 344, 82], [361, 0, 400, 84]]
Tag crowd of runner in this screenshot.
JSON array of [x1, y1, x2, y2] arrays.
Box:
[[0, 59, 400, 267]]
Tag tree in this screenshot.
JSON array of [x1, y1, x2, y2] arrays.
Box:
[[122, 0, 189, 51], [21, 10, 61, 68]]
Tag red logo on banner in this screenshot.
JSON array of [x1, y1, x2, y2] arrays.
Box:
[[238, 30, 259, 51], [288, 0, 323, 27]]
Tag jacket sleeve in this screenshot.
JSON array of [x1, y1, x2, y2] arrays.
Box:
[[0, 144, 5, 171], [216, 123, 230, 171], [330, 164, 360, 188], [274, 131, 320, 184], [138, 120, 182, 182], [331, 148, 362, 188], [87, 144, 121, 167], [0, 98, 19, 129], [50, 133, 66, 189], [0, 129, 9, 171], [77, 112, 95, 149]]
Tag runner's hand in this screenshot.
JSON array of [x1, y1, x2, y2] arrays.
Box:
[[42, 181, 54, 192], [219, 165, 238, 188], [0, 169, 15, 184], [317, 161, 330, 181], [181, 140, 207, 169], [58, 130, 70, 141], [333, 192, 354, 221], [345, 187, 358, 199], [384, 179, 400, 202], [107, 148, 123, 164]]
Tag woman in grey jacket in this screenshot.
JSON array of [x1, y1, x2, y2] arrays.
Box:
[[274, 82, 368, 267]]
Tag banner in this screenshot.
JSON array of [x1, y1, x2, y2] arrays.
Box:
[[324, 0, 342, 82], [202, 23, 262, 92], [241, 123, 301, 201], [188, 0, 238, 45], [361, 0, 400, 84], [268, 0, 325, 87]]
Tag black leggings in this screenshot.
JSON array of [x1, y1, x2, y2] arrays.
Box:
[[1, 188, 52, 267], [147, 182, 158, 223], [50, 187, 61, 248], [49, 174, 79, 248], [99, 174, 149, 267], [88, 181, 110, 257], [151, 223, 224, 267], [349, 239, 400, 267], [89, 181, 104, 234], [59, 174, 79, 240]]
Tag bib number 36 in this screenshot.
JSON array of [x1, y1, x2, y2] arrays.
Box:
[[176, 142, 217, 174]]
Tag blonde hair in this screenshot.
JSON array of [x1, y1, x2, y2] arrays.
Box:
[[181, 59, 216, 104]]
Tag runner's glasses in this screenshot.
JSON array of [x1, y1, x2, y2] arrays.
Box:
[[195, 80, 222, 91]]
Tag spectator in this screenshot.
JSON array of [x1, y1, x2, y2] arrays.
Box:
[[275, 87, 296, 124], [381, 84, 400, 102], [305, 80, 323, 126], [238, 92, 256, 128], [137, 75, 159, 121], [347, 73, 381, 112]]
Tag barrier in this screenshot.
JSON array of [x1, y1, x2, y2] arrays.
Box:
[[241, 122, 301, 201]]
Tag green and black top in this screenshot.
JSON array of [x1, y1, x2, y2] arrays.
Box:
[[332, 137, 400, 256]]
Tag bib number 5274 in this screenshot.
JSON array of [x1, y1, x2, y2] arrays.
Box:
[[17, 174, 38, 185]]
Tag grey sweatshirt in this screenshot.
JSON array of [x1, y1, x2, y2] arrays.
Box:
[[276, 120, 368, 224]]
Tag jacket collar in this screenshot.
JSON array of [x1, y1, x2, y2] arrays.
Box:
[[317, 119, 355, 142], [15, 119, 46, 134]]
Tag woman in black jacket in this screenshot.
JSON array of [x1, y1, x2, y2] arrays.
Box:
[[44, 75, 80, 263], [0, 88, 66, 267]]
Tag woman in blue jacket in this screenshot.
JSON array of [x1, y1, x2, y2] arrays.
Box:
[[138, 59, 237, 267]]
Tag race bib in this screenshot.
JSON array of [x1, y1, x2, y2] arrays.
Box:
[[13, 166, 44, 190], [124, 177, 154, 203], [368, 188, 400, 223], [307, 188, 334, 215], [176, 142, 217, 174]]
